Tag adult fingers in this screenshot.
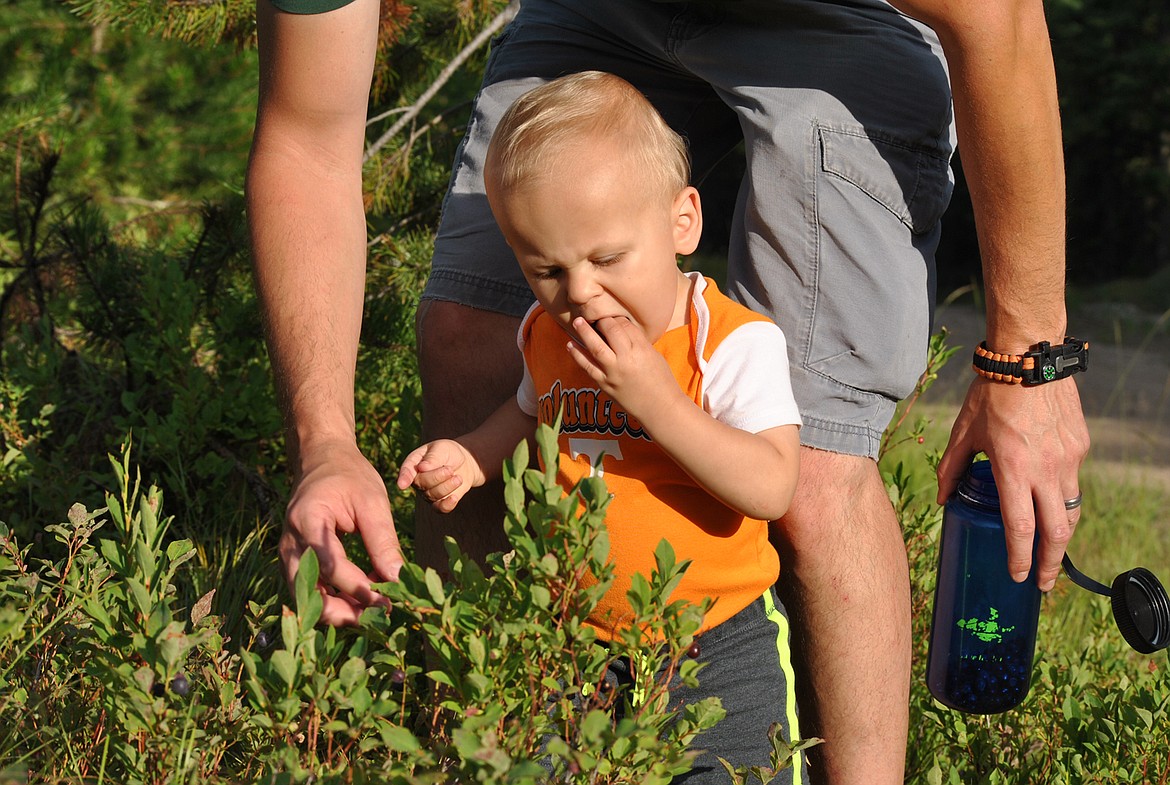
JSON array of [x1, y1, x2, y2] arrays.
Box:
[[992, 463, 1042, 584], [1034, 403, 1088, 590], [280, 522, 375, 626], [349, 479, 403, 587], [936, 423, 976, 506]]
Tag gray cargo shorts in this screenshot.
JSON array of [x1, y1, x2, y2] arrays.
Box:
[[424, 0, 956, 458], [542, 588, 805, 784]]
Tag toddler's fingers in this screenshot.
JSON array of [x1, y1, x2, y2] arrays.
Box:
[[571, 317, 612, 357], [434, 484, 467, 513], [417, 472, 465, 511], [413, 465, 460, 496], [395, 445, 430, 489], [566, 339, 605, 383]]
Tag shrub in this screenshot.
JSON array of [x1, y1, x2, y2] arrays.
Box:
[[1, 427, 829, 782]]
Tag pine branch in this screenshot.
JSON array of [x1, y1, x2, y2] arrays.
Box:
[[363, 1, 518, 164]]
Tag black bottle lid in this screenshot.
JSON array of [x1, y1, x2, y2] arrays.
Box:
[[1110, 567, 1170, 654]]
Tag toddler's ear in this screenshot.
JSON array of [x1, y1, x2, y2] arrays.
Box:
[[673, 186, 703, 256]]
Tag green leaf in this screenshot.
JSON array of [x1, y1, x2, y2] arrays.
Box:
[[653, 539, 677, 575], [165, 539, 195, 568], [580, 709, 610, 741], [465, 672, 491, 700], [133, 539, 157, 584], [535, 421, 557, 476], [523, 468, 551, 500], [382, 724, 421, 752], [350, 686, 372, 715], [98, 538, 126, 573], [504, 473, 525, 516], [530, 584, 551, 610], [126, 577, 152, 616], [280, 607, 299, 653], [627, 573, 651, 615], [269, 649, 297, 688], [298, 585, 322, 633], [294, 549, 319, 613], [428, 670, 456, 689], [139, 491, 160, 544], [339, 657, 367, 691], [424, 568, 445, 606], [468, 635, 487, 669]]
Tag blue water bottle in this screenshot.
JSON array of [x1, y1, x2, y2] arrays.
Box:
[[926, 460, 1041, 713]]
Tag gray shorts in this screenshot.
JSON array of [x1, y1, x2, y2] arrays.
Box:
[[551, 588, 805, 784], [424, 0, 956, 458]]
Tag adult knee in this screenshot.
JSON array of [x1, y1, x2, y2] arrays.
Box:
[[416, 299, 522, 439], [775, 447, 895, 554]]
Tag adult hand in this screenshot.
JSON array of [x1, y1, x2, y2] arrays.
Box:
[[936, 376, 1090, 592], [278, 440, 404, 626], [396, 439, 484, 513]]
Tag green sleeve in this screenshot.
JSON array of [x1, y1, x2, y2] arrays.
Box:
[[267, 0, 357, 15]]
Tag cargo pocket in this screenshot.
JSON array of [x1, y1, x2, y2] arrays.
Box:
[[818, 125, 951, 235], [804, 123, 952, 400]]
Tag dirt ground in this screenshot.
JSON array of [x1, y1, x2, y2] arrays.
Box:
[[917, 300, 1170, 490]]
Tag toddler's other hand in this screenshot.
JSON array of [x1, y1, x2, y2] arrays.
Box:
[[396, 440, 478, 513]]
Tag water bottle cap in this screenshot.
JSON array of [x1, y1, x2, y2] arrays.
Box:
[[956, 460, 1000, 510], [1110, 567, 1170, 654]]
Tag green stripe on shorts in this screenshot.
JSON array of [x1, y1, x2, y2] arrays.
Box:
[[764, 588, 806, 785]]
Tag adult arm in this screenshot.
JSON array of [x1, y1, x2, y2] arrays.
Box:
[[891, 0, 1090, 590], [247, 0, 402, 625]]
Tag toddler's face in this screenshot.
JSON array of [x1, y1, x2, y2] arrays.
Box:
[[489, 143, 701, 345]]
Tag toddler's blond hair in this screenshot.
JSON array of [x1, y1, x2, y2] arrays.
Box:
[[486, 71, 690, 202]]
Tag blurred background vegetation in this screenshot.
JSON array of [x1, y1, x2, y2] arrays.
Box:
[[0, 0, 1168, 780]]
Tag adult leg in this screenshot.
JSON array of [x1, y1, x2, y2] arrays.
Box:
[[413, 300, 520, 571], [772, 449, 910, 784], [413, 8, 550, 571], [678, 4, 955, 781]]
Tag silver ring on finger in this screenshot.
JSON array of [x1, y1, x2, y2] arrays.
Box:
[[1064, 493, 1083, 511]]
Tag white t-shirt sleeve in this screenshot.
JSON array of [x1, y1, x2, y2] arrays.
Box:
[[703, 321, 802, 434], [515, 302, 541, 417], [517, 362, 537, 417]]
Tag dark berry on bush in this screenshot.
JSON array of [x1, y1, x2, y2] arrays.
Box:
[[256, 631, 271, 650], [390, 668, 407, 686], [151, 682, 166, 698], [170, 674, 190, 696], [687, 642, 701, 659]]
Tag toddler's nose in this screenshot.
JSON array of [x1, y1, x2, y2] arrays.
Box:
[[565, 270, 600, 306]]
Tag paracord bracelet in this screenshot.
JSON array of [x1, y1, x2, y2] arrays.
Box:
[[972, 337, 1089, 385]]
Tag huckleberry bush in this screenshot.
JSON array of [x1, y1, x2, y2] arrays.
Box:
[[3, 427, 808, 782]]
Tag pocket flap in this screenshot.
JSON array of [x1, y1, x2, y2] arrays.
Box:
[[819, 125, 951, 235]]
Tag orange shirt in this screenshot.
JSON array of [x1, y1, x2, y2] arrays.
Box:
[[517, 274, 801, 640]]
